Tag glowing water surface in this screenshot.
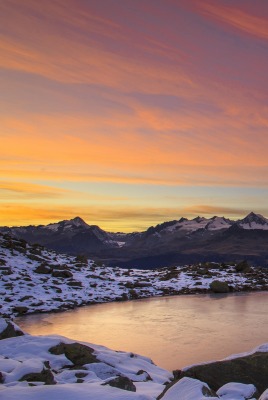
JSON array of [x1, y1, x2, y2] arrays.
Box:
[[16, 292, 268, 370]]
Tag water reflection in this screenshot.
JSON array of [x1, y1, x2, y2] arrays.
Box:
[[15, 292, 268, 371]]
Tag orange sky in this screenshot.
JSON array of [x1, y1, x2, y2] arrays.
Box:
[[1, 0, 268, 231]]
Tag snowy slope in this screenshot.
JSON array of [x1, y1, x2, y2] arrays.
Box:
[[0, 234, 267, 318]]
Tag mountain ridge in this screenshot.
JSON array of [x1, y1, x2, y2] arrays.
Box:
[[1, 212, 268, 268]]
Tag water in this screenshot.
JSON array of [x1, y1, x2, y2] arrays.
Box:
[[15, 292, 268, 371]]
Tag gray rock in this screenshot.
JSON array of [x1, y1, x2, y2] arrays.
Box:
[[104, 376, 136, 392], [0, 319, 24, 340], [210, 280, 229, 293], [49, 342, 98, 366], [180, 350, 268, 394]]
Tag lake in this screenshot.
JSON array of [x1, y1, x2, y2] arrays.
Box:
[[15, 292, 268, 371]]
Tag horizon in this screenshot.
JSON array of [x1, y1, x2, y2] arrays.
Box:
[[2, 210, 267, 233], [1, 1, 268, 231]]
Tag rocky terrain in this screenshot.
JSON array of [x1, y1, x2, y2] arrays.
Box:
[[2, 212, 268, 268], [0, 318, 268, 400], [0, 233, 267, 318]]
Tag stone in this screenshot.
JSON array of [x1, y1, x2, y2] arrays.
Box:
[[235, 261, 252, 273], [13, 306, 29, 315], [52, 269, 73, 278], [34, 264, 52, 274], [0, 319, 24, 340], [180, 350, 268, 394], [19, 368, 55, 385], [49, 342, 98, 366], [210, 280, 229, 293], [104, 376, 136, 392]]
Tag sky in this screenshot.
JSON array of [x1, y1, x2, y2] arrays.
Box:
[[1, 0, 268, 232]]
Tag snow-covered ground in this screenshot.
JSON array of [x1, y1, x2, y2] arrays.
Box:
[[0, 234, 267, 318], [0, 319, 267, 400], [1, 234, 268, 399]]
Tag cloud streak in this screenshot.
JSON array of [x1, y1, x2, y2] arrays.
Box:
[[199, 1, 268, 40]]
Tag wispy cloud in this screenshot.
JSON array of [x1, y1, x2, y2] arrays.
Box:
[[199, 1, 268, 40], [0, 181, 69, 199]]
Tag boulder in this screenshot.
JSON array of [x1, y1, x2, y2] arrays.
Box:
[[0, 318, 24, 339], [52, 269, 73, 278], [49, 342, 98, 366], [210, 280, 229, 293], [104, 376, 136, 392], [34, 264, 52, 274], [67, 280, 83, 287], [19, 367, 55, 385], [13, 306, 28, 315], [180, 350, 268, 394], [235, 261, 252, 273]]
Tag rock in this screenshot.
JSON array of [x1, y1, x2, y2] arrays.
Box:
[[75, 254, 88, 265], [19, 367, 55, 385], [0, 266, 12, 275], [67, 280, 83, 287], [0, 318, 24, 339], [235, 261, 252, 273], [27, 254, 45, 262], [13, 306, 28, 314], [49, 342, 98, 366], [180, 350, 268, 394], [34, 264, 52, 274], [136, 369, 152, 381], [75, 372, 88, 378], [52, 269, 73, 278], [210, 280, 229, 293], [104, 376, 136, 392]]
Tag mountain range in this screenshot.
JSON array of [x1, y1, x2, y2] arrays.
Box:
[[1, 212, 268, 268]]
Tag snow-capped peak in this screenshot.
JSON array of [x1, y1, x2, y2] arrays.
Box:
[[46, 217, 89, 232], [237, 212, 268, 230], [204, 216, 232, 231]]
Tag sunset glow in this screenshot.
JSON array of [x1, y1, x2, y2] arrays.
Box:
[[1, 0, 268, 231]]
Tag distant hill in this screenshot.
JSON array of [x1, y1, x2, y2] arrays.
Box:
[[1, 212, 268, 268]]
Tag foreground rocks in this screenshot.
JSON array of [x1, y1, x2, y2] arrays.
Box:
[[0, 318, 171, 399], [0, 318, 268, 399], [181, 347, 268, 394]]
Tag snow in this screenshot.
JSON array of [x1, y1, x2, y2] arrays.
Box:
[[46, 223, 60, 232], [0, 324, 171, 399], [160, 377, 218, 400], [4, 358, 44, 383], [260, 389, 268, 400], [155, 213, 268, 234], [205, 217, 232, 231], [0, 317, 268, 399], [0, 233, 267, 318], [238, 222, 268, 230], [0, 383, 152, 400], [217, 382, 256, 399], [223, 343, 268, 360], [163, 216, 233, 233], [0, 319, 7, 332]]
